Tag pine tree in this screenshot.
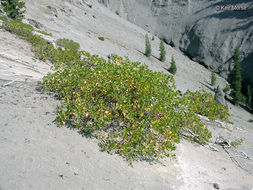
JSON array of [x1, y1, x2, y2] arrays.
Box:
[[159, 39, 166, 62], [145, 34, 151, 57], [169, 56, 177, 75], [230, 48, 242, 105], [1, 0, 26, 20], [211, 71, 216, 86]]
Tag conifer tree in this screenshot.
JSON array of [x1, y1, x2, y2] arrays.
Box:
[[1, 0, 26, 20], [169, 56, 177, 75], [145, 34, 151, 57], [159, 39, 166, 62], [211, 71, 216, 86], [230, 48, 242, 105]]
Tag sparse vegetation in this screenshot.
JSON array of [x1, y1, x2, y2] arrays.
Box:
[[145, 34, 151, 57], [231, 138, 243, 147], [231, 48, 242, 105], [169, 56, 177, 75], [98, 36, 104, 41], [1, 0, 26, 20], [211, 71, 216, 86], [1, 16, 231, 163], [159, 39, 166, 62]]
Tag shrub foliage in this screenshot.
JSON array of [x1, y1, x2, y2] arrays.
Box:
[[181, 90, 230, 121], [1, 16, 231, 162]]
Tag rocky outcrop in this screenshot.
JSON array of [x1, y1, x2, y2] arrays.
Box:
[[98, 0, 253, 89], [215, 85, 226, 106]]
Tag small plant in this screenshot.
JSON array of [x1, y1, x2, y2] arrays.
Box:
[[145, 34, 151, 57], [231, 138, 243, 147], [1, 0, 26, 20], [211, 71, 216, 86], [152, 36, 154, 41], [159, 39, 166, 62], [56, 38, 80, 51], [169, 56, 177, 75], [231, 48, 242, 105], [98, 36, 104, 41]]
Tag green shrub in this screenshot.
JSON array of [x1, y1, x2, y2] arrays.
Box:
[[98, 36, 104, 41], [231, 138, 243, 147], [2, 19, 81, 66], [40, 54, 214, 162], [145, 34, 151, 57], [181, 90, 230, 121], [2, 18, 34, 38], [211, 71, 216, 86], [1, 0, 26, 20], [159, 39, 166, 62], [56, 38, 80, 51], [169, 56, 177, 75], [152, 36, 154, 41]]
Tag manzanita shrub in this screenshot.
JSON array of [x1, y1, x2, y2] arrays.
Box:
[[41, 54, 212, 162], [182, 90, 230, 121], [1, 17, 229, 162]]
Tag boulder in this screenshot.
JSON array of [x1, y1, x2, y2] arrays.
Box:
[[32, 31, 56, 48], [215, 85, 226, 106]]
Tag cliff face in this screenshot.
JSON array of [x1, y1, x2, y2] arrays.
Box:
[[98, 0, 253, 88]]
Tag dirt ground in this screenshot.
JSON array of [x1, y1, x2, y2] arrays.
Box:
[[0, 0, 253, 189]]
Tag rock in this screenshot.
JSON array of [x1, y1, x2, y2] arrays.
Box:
[[98, 0, 253, 90], [28, 18, 43, 29], [213, 183, 219, 189], [215, 85, 226, 106], [0, 20, 3, 27], [32, 31, 56, 48]]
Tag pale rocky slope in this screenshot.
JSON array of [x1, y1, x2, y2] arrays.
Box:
[[98, 0, 253, 90], [0, 0, 253, 190]]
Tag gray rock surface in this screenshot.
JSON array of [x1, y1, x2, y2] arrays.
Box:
[[98, 0, 253, 89], [215, 85, 226, 106]]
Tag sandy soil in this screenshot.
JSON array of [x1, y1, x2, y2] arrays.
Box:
[[0, 0, 253, 189]]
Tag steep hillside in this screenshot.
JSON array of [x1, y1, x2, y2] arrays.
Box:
[[98, 0, 253, 89], [0, 0, 253, 190]]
